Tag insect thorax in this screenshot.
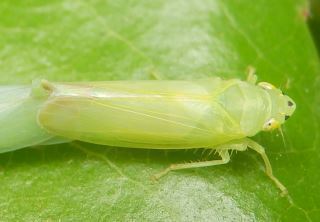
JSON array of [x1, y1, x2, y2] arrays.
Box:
[[218, 80, 271, 136]]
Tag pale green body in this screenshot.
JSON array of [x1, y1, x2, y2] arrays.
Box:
[[0, 77, 296, 195], [0, 85, 70, 153], [0, 78, 295, 153], [0, 86, 53, 153], [37, 78, 286, 149]]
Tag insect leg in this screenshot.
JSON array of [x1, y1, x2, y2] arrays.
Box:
[[246, 66, 258, 84], [149, 70, 163, 80], [243, 138, 288, 196], [211, 138, 288, 196], [152, 150, 230, 180]]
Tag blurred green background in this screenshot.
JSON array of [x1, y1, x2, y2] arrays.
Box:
[[0, 0, 319, 221], [309, 0, 320, 52]]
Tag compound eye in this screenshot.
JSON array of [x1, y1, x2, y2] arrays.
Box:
[[288, 100, 294, 107], [263, 118, 280, 131], [258, 82, 275, 90]]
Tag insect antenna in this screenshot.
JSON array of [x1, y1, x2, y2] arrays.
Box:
[[279, 75, 292, 91], [278, 126, 287, 147]]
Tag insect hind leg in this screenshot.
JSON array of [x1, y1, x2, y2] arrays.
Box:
[[152, 150, 230, 180]]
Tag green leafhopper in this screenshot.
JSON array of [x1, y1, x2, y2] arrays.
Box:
[[0, 74, 296, 196]]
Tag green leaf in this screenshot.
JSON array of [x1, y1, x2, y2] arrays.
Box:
[[0, 0, 319, 221], [309, 0, 320, 53]]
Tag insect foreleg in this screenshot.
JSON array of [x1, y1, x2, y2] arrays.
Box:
[[242, 138, 288, 196], [246, 66, 258, 84], [215, 138, 288, 196], [152, 150, 230, 180]]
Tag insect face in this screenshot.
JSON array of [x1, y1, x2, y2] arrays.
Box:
[[284, 98, 296, 120], [259, 82, 296, 131], [279, 94, 296, 124]]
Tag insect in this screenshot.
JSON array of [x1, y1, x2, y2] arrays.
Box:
[[0, 84, 71, 153], [0, 72, 296, 196]]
